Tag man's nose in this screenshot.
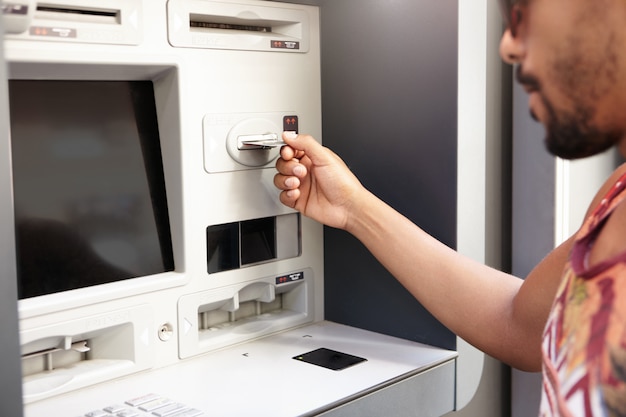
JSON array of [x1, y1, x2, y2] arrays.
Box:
[[499, 28, 525, 65]]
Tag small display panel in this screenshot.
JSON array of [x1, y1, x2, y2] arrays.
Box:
[[293, 348, 367, 371], [207, 222, 239, 273], [9, 80, 175, 299], [207, 216, 277, 274], [207, 214, 300, 274], [240, 217, 276, 265]]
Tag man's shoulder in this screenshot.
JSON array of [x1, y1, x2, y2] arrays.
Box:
[[584, 163, 626, 217], [587, 163, 626, 267]]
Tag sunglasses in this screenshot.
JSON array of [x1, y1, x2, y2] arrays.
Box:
[[498, 0, 522, 37]]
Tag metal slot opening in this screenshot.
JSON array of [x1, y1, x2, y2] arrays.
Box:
[[36, 3, 120, 24], [190, 21, 271, 33], [22, 338, 90, 376], [189, 14, 273, 33]]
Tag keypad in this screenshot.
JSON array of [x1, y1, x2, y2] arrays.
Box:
[[77, 394, 203, 417]]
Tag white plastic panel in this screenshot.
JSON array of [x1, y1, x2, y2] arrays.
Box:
[[25, 322, 457, 417], [2, 0, 35, 34], [167, 0, 309, 52], [3, 0, 142, 45], [20, 304, 154, 404], [178, 268, 313, 358]]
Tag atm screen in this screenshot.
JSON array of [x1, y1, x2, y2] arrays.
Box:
[[9, 80, 175, 299]]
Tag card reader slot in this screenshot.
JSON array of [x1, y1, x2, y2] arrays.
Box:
[[238, 133, 285, 150]]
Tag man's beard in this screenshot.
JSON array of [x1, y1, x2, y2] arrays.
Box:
[[517, 67, 619, 160], [541, 96, 619, 160]]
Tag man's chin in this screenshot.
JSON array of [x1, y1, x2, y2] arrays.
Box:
[[544, 131, 619, 160]]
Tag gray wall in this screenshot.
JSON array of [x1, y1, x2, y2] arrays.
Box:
[[510, 66, 551, 417], [0, 18, 25, 417], [318, 0, 458, 351]]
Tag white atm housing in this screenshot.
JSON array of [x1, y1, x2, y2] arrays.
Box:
[[1, 0, 486, 416]]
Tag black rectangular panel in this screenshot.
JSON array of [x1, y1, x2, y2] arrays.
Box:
[[241, 217, 276, 265], [293, 348, 367, 371], [207, 222, 240, 273]]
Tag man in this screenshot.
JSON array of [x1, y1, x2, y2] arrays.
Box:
[[273, 0, 626, 415]]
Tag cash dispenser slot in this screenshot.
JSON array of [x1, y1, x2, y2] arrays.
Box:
[[22, 337, 91, 373], [198, 282, 279, 331], [20, 305, 153, 403], [167, 0, 310, 52], [178, 270, 313, 359]]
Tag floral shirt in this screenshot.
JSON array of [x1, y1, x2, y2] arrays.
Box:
[[541, 173, 626, 417]]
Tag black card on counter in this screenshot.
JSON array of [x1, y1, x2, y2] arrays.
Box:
[[293, 348, 367, 371]]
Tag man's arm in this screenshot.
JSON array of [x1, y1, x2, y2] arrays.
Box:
[[346, 186, 558, 371], [276, 133, 626, 371]]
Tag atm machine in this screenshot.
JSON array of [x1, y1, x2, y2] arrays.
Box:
[[1, 0, 504, 416], [0, 13, 24, 417]]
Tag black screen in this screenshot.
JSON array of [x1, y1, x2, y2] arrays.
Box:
[[240, 217, 276, 265], [9, 80, 175, 299], [207, 217, 277, 274]]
